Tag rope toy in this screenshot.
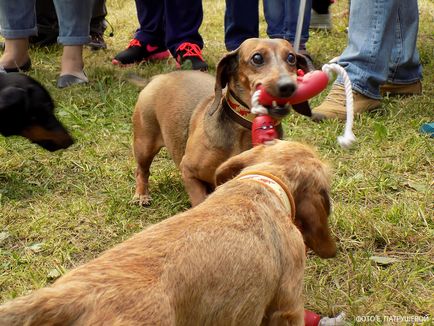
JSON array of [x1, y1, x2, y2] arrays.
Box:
[[251, 64, 356, 148], [322, 63, 356, 148], [305, 310, 346, 326]]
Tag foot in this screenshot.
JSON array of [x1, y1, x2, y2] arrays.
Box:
[[312, 83, 381, 121], [1, 59, 31, 73], [112, 39, 170, 66], [57, 72, 88, 88], [175, 42, 208, 71], [131, 193, 151, 207], [0, 38, 31, 72], [310, 10, 332, 30], [380, 80, 422, 96], [88, 32, 107, 51]]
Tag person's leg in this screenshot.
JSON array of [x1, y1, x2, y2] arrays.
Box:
[[382, 0, 422, 94], [88, 0, 108, 50], [90, 0, 107, 35], [312, 0, 331, 14], [264, 0, 312, 51], [112, 0, 169, 65], [310, 0, 332, 30], [53, 0, 94, 87], [134, 0, 165, 46], [312, 0, 401, 120], [225, 0, 259, 51], [31, 0, 59, 46], [165, 0, 207, 70], [337, 0, 401, 99], [0, 0, 36, 71], [164, 0, 204, 54]]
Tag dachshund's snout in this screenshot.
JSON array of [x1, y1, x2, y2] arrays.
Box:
[[277, 77, 296, 98]]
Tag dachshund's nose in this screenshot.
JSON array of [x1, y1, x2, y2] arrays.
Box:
[[277, 78, 296, 97]]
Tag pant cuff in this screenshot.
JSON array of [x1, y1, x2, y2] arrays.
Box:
[[57, 36, 91, 46], [0, 27, 38, 38]]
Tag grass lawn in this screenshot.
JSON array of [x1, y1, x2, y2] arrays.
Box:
[[1, 0, 433, 323]]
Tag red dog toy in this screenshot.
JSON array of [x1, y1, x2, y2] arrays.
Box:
[[257, 70, 329, 106], [304, 309, 322, 326], [251, 115, 279, 146], [252, 69, 329, 147]]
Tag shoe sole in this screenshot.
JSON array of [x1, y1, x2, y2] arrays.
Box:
[[112, 50, 170, 67]]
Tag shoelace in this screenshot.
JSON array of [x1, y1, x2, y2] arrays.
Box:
[[177, 42, 204, 61], [128, 38, 141, 48]]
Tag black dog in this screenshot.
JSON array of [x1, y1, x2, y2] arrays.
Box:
[[0, 72, 73, 151]]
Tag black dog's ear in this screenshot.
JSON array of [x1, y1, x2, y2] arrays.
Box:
[[209, 49, 239, 115], [0, 87, 27, 114], [291, 53, 315, 117]]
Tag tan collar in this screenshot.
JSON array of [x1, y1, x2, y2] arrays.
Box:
[[225, 90, 257, 124], [235, 171, 296, 220]]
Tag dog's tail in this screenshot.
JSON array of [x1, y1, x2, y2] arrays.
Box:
[[0, 283, 88, 325], [124, 72, 150, 88]]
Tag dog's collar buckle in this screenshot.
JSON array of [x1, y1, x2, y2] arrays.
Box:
[[235, 171, 295, 220]]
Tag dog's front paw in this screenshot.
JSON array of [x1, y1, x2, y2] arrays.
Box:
[[131, 193, 152, 207]]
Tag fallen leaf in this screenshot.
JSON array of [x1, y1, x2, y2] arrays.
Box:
[[0, 231, 10, 243], [369, 255, 400, 266], [47, 268, 62, 279], [404, 181, 428, 193], [27, 243, 44, 253]]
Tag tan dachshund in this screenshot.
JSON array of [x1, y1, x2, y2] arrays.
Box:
[[0, 140, 336, 326], [132, 38, 313, 207]]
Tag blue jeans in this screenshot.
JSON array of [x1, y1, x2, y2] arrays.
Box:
[[0, 0, 94, 45], [264, 0, 311, 50], [337, 0, 422, 99], [224, 0, 311, 51]]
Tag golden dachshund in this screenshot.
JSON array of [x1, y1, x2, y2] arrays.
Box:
[[132, 38, 313, 207], [0, 140, 336, 326]]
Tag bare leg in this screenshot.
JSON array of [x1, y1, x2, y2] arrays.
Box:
[[0, 38, 30, 69], [60, 45, 87, 80]]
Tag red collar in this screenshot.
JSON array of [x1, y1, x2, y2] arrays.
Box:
[[224, 91, 257, 124]]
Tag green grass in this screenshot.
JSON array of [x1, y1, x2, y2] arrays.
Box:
[[1, 0, 433, 323]]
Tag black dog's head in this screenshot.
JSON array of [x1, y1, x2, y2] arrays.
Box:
[[0, 73, 74, 151]]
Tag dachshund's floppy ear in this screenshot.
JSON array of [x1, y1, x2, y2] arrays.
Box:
[[209, 49, 239, 115], [294, 187, 337, 258], [291, 53, 316, 117], [0, 87, 28, 136], [0, 87, 27, 113]]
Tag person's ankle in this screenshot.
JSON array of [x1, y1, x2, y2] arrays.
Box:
[[60, 45, 85, 76], [0, 38, 30, 68]]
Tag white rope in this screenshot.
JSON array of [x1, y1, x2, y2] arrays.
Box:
[[251, 89, 268, 115], [319, 312, 346, 326], [322, 63, 356, 148]]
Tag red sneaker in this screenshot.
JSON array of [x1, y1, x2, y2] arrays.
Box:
[[112, 39, 170, 66], [175, 42, 208, 71]]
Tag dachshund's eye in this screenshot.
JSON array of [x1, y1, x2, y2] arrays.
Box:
[[251, 53, 264, 65], [287, 53, 296, 65]]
